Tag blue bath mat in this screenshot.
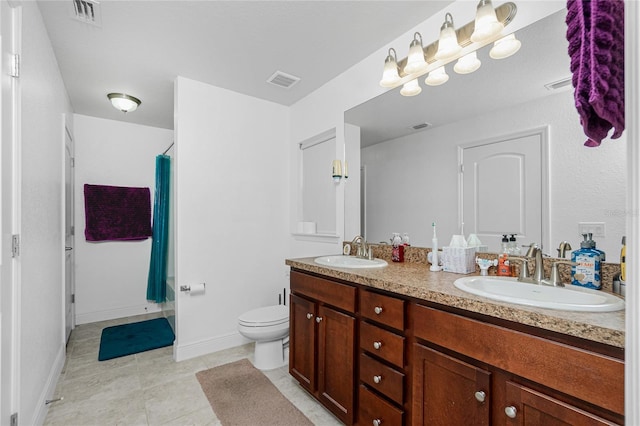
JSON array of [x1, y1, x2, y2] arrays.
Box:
[[98, 317, 174, 361]]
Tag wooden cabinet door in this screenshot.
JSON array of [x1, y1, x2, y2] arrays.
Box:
[[413, 343, 491, 426], [503, 381, 619, 426], [289, 294, 316, 393], [318, 304, 356, 425]]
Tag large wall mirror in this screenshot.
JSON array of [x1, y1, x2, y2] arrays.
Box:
[[345, 9, 627, 256]]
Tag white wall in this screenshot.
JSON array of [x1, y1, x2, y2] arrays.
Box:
[[174, 77, 289, 361], [361, 90, 627, 257], [73, 114, 173, 324], [20, 2, 72, 423]]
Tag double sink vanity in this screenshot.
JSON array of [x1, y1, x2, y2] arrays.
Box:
[[286, 248, 625, 425]]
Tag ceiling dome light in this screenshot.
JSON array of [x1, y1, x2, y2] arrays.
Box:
[[379, 48, 401, 87], [107, 93, 141, 113], [489, 33, 522, 59], [400, 79, 422, 97], [404, 33, 428, 75], [425, 66, 449, 86], [454, 51, 482, 74], [435, 13, 461, 61], [470, 0, 504, 43]]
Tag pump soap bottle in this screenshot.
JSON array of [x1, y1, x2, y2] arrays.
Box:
[[571, 234, 602, 289], [497, 235, 511, 276]]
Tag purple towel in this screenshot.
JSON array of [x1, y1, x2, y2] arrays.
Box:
[[84, 184, 152, 242], [566, 0, 624, 147]]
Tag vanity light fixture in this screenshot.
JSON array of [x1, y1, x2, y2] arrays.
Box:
[[404, 33, 428, 74], [107, 93, 141, 113], [471, 0, 505, 43], [435, 13, 462, 61], [425, 66, 449, 86], [400, 78, 422, 96], [489, 33, 522, 59], [378, 1, 518, 97], [379, 48, 401, 87]]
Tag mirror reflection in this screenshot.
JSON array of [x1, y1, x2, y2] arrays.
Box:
[[345, 10, 626, 256]]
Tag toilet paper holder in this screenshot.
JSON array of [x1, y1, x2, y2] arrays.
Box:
[[180, 283, 206, 292]]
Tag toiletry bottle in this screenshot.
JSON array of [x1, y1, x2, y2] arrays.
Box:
[[509, 234, 521, 255], [402, 233, 410, 246], [497, 235, 511, 276], [392, 233, 404, 262], [571, 234, 602, 289], [620, 236, 626, 283], [589, 233, 606, 262]]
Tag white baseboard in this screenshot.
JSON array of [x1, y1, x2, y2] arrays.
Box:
[[174, 331, 250, 362], [75, 303, 163, 324], [32, 343, 66, 426]]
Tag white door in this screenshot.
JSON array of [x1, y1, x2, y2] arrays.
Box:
[[64, 125, 75, 343], [461, 130, 547, 252], [1, 0, 20, 421]]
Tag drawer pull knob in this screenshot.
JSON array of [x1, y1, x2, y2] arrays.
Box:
[[372, 419, 382, 426], [306, 313, 313, 320], [504, 406, 517, 419], [373, 375, 382, 384], [373, 341, 382, 350], [316, 317, 323, 323], [474, 391, 486, 403], [374, 306, 383, 315]]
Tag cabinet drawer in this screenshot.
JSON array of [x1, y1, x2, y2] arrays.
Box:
[[290, 270, 356, 312], [360, 353, 404, 405], [360, 289, 405, 331], [360, 321, 404, 367], [359, 385, 404, 426]]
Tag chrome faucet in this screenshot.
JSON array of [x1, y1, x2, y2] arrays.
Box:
[[557, 241, 572, 258], [522, 243, 545, 284], [350, 235, 369, 258]]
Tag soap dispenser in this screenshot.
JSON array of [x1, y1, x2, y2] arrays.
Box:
[[571, 234, 602, 289], [497, 235, 511, 276], [587, 233, 606, 262]]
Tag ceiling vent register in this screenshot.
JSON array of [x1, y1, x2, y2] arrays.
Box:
[[267, 71, 301, 89], [72, 0, 102, 26]]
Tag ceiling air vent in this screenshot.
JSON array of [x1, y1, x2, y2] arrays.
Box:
[[267, 71, 301, 89], [71, 0, 102, 26], [411, 122, 431, 131], [545, 77, 572, 91]]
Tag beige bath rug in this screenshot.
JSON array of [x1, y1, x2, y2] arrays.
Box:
[[196, 358, 313, 426]]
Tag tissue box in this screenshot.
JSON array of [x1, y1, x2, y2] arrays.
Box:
[[441, 246, 477, 274]]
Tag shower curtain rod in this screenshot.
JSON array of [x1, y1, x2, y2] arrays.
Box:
[[162, 142, 174, 155]]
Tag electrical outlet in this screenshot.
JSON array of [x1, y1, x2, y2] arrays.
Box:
[[578, 222, 606, 238]]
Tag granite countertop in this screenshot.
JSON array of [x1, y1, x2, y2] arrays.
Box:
[[285, 257, 625, 349]]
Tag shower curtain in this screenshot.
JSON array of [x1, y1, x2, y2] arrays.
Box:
[[147, 154, 171, 303]]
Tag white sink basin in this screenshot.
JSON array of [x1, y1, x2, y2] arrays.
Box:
[[314, 255, 388, 269], [454, 276, 624, 312]]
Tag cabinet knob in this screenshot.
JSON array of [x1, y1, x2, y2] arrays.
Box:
[[372, 419, 382, 426], [474, 391, 486, 403], [315, 316, 323, 323], [504, 406, 517, 419], [306, 313, 313, 320], [374, 306, 383, 315], [373, 341, 382, 350], [373, 375, 382, 384]]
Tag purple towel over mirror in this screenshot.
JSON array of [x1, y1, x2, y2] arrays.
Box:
[[84, 184, 152, 242]]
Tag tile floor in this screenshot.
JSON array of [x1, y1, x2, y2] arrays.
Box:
[[43, 313, 341, 425]]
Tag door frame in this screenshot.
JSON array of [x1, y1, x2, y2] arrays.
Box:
[[63, 120, 75, 343], [457, 126, 550, 252]]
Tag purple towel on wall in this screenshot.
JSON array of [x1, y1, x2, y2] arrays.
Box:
[[84, 184, 152, 242], [566, 0, 624, 147]]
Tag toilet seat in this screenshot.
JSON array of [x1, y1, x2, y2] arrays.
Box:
[[238, 305, 288, 327]]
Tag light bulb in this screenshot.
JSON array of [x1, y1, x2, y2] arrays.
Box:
[[404, 33, 428, 75], [490, 33, 522, 59], [425, 67, 449, 86], [471, 0, 504, 43], [454, 52, 481, 74], [400, 79, 422, 97], [379, 49, 401, 87], [435, 13, 461, 61]]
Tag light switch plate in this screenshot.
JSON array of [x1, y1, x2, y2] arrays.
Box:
[[578, 222, 606, 238]]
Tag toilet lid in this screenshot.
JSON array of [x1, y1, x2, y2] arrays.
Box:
[[239, 305, 289, 327]]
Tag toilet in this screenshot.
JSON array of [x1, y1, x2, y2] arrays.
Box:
[[238, 304, 289, 370]]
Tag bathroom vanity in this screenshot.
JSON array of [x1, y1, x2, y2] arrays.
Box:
[[285, 256, 625, 425]]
